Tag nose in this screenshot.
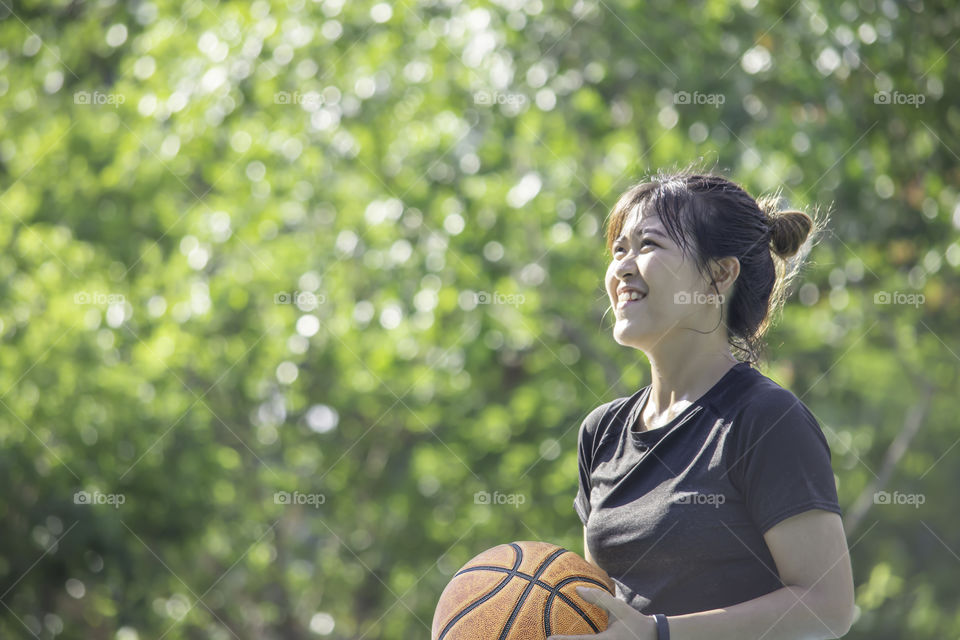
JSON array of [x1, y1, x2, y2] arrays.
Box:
[[614, 255, 635, 282]]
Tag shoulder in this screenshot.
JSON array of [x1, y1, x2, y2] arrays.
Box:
[[731, 369, 812, 423], [578, 396, 633, 442], [739, 383, 807, 418], [731, 377, 829, 451]]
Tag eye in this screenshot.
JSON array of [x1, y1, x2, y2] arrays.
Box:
[[613, 239, 656, 255]]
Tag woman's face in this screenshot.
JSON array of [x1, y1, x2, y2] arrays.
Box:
[[605, 203, 723, 351]]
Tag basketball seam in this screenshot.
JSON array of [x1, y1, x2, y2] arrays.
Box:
[[442, 547, 612, 639], [543, 575, 611, 635], [496, 547, 569, 640], [456, 565, 611, 636], [436, 543, 525, 640]]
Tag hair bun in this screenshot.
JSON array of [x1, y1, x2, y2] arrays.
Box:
[[756, 196, 813, 259], [768, 210, 813, 259]]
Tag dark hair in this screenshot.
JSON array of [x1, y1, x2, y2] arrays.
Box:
[[604, 169, 828, 365]]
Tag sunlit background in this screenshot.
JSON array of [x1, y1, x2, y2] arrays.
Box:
[[1, 0, 958, 638]]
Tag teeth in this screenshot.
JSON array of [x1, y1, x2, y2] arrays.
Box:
[[619, 291, 645, 302]]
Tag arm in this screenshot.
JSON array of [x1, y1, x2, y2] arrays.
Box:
[[663, 509, 856, 639], [583, 527, 598, 568]]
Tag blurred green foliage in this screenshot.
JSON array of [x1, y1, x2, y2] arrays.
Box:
[[1, 0, 958, 638]]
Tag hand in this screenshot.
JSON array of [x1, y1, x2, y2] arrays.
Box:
[[547, 586, 658, 640]]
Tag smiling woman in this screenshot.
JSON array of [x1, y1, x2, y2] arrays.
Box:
[[604, 172, 818, 368], [549, 170, 856, 640]]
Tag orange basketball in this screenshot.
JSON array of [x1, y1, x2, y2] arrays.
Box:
[[432, 540, 616, 640]]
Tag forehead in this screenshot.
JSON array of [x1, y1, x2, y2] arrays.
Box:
[[620, 202, 664, 235]]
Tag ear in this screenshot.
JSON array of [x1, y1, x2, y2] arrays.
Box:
[[709, 256, 740, 294]]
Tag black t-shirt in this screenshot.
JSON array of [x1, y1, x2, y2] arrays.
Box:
[[574, 361, 842, 615]]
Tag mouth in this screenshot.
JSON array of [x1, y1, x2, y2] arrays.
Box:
[[616, 291, 646, 310]]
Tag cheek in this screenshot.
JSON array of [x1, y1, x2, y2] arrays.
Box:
[[652, 256, 689, 285], [604, 264, 618, 293]]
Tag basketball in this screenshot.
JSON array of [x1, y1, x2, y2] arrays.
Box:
[[431, 540, 616, 639]]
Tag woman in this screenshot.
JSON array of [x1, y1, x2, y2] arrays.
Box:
[[548, 172, 855, 640]]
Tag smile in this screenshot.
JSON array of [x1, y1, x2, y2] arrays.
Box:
[[616, 293, 646, 311]]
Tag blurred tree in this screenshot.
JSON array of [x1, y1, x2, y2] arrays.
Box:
[[0, 0, 957, 638]]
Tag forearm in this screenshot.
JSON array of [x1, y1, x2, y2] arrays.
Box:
[[664, 585, 852, 640]]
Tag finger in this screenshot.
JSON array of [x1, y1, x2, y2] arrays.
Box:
[[575, 586, 637, 620]]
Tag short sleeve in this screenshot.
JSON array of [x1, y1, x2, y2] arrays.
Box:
[[729, 387, 843, 535], [574, 403, 611, 527]]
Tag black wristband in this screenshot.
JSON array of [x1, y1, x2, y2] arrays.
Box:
[[653, 613, 670, 640]]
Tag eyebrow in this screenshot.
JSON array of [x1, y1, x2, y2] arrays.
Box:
[[614, 227, 669, 244]]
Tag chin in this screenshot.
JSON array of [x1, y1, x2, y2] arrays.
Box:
[[612, 323, 648, 349]]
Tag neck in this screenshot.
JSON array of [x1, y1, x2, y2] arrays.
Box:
[[644, 351, 740, 417]]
